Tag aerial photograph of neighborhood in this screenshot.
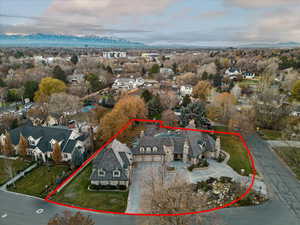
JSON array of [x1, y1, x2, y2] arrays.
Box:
[[0, 0, 300, 225]]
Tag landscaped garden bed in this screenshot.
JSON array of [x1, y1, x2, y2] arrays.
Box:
[[195, 177, 267, 208]]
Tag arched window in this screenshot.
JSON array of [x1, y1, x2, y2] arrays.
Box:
[[146, 147, 151, 152], [153, 146, 158, 152], [140, 147, 145, 152]]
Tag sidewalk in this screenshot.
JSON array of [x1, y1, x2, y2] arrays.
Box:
[[267, 141, 300, 148], [0, 163, 38, 191]]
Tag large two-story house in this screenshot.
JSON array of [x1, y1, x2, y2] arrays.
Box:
[[0, 124, 90, 162], [90, 139, 133, 188], [90, 123, 221, 188]]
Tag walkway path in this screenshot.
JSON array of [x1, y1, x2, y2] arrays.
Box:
[[267, 140, 300, 148], [0, 163, 37, 191]]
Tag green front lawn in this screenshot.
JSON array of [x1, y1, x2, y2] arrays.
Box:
[[275, 147, 300, 180], [212, 126, 253, 176], [8, 165, 70, 198], [0, 158, 31, 185], [52, 165, 128, 212], [259, 129, 282, 140]]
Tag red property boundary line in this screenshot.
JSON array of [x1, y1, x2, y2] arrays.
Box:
[[44, 118, 257, 216]]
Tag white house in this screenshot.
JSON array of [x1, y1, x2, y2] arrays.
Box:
[[0, 124, 90, 163], [112, 77, 144, 89], [180, 85, 193, 96], [103, 52, 127, 59]]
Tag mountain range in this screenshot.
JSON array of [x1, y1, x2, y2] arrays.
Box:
[[0, 33, 300, 49], [0, 33, 146, 48]]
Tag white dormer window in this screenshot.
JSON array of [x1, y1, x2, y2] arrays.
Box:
[[28, 136, 35, 146], [98, 169, 105, 177], [140, 147, 145, 152], [153, 146, 158, 152], [146, 147, 151, 152], [113, 170, 121, 177]]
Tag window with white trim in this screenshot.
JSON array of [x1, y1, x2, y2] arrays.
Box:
[[153, 146, 158, 152], [146, 147, 151, 152], [140, 147, 145, 152], [98, 169, 105, 177], [113, 170, 121, 177]]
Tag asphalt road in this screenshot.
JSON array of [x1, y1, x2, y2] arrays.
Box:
[[0, 191, 136, 225], [0, 133, 299, 225]]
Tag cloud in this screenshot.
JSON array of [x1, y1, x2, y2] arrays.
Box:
[[233, 7, 300, 43], [224, 0, 299, 8], [1, 0, 179, 35], [198, 10, 227, 19]]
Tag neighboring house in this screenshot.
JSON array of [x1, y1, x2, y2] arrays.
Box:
[[225, 68, 242, 77], [112, 77, 144, 89], [243, 72, 255, 79], [103, 51, 127, 59], [160, 68, 174, 76], [90, 140, 133, 188], [0, 124, 90, 162], [180, 85, 193, 96], [67, 73, 85, 84], [291, 106, 300, 117]]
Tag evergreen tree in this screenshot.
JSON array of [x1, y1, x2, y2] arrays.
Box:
[[24, 80, 39, 101], [202, 71, 208, 80], [141, 89, 153, 103], [53, 65, 66, 82], [213, 74, 222, 88], [181, 95, 191, 107], [149, 64, 160, 74], [148, 95, 163, 119], [179, 102, 207, 128], [70, 55, 79, 65], [52, 141, 62, 163], [71, 148, 83, 169]]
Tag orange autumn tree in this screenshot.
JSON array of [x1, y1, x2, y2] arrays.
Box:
[[52, 141, 62, 163], [192, 81, 212, 101], [98, 95, 147, 144], [3, 132, 14, 156], [18, 135, 28, 158]]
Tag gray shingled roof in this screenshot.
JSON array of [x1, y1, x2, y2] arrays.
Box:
[[132, 127, 216, 158], [91, 148, 128, 181], [9, 124, 88, 154]]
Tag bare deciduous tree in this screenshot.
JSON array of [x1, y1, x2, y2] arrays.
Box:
[[139, 166, 208, 225]]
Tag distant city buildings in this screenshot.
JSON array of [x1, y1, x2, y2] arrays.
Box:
[[103, 51, 127, 59]]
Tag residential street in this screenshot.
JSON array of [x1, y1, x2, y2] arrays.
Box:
[[1, 133, 299, 225]]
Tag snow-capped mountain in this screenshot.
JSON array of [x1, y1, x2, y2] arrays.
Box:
[[0, 33, 146, 48]]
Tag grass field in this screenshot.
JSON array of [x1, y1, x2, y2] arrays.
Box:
[[212, 126, 253, 176], [275, 147, 300, 180], [0, 158, 31, 185], [8, 165, 69, 198], [52, 165, 128, 212], [259, 129, 282, 140]]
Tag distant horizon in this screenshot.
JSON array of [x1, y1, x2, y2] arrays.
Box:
[[1, 33, 300, 49], [1, 0, 300, 46]]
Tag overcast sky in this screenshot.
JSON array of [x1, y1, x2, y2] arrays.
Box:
[[0, 0, 299, 46]]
